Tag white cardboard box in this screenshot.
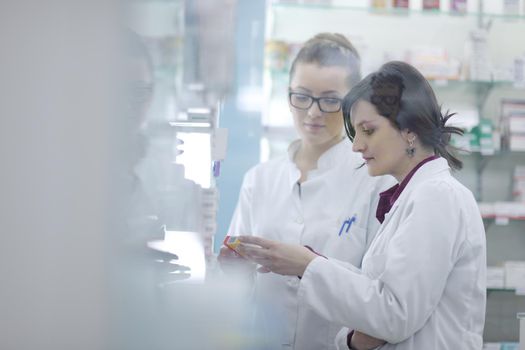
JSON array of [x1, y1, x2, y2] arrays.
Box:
[[487, 266, 506, 289], [505, 261, 525, 289], [518, 313, 525, 350]]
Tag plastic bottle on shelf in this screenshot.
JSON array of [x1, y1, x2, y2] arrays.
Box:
[[423, 0, 440, 10], [467, 29, 492, 81], [518, 312, 525, 350], [450, 0, 467, 14], [393, 0, 409, 8], [370, 0, 389, 10], [514, 54, 525, 87], [503, 0, 520, 16]]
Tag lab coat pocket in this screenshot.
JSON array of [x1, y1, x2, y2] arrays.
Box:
[[342, 225, 368, 263], [341, 225, 366, 243], [362, 253, 387, 280]]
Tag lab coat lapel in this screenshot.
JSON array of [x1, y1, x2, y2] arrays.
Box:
[[370, 158, 450, 246], [370, 201, 401, 249], [379, 201, 401, 230]]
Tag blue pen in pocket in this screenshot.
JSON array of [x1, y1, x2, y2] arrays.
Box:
[[338, 215, 357, 236]]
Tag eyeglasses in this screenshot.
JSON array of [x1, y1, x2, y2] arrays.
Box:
[[289, 92, 343, 113]]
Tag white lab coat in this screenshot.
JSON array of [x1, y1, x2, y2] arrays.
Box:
[[298, 157, 487, 350], [228, 138, 395, 349]]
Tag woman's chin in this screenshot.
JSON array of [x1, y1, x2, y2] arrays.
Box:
[[301, 133, 328, 145], [366, 164, 382, 177]]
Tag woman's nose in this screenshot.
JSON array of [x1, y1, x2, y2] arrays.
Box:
[[307, 100, 323, 118], [352, 134, 364, 153]]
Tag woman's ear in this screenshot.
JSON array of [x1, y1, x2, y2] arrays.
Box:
[[401, 129, 416, 143], [402, 129, 417, 158]]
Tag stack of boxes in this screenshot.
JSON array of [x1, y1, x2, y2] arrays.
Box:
[[513, 166, 525, 202], [450, 118, 498, 155], [487, 266, 506, 289], [508, 113, 525, 151], [471, 119, 497, 155], [468, 29, 492, 82], [483, 342, 520, 350], [503, 261, 525, 291], [201, 188, 219, 261], [407, 46, 461, 80], [484, 165, 525, 295], [501, 99, 525, 152], [486, 260, 525, 292], [488, 259, 525, 292]]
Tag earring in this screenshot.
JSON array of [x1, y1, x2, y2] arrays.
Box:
[[406, 137, 415, 158]]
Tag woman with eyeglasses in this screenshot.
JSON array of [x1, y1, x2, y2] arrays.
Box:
[[218, 33, 394, 350]]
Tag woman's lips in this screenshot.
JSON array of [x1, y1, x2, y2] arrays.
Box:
[[303, 123, 325, 132]]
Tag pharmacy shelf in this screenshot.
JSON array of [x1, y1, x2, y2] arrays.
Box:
[[458, 152, 524, 202], [261, 128, 525, 157], [482, 215, 525, 220], [430, 80, 519, 89], [486, 288, 525, 297], [267, 70, 519, 89], [271, 2, 525, 20], [478, 200, 525, 221], [487, 288, 517, 292], [459, 150, 525, 157]]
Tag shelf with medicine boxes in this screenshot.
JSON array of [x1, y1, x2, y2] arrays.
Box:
[[487, 288, 520, 293], [266, 2, 525, 80], [478, 202, 525, 220], [263, 1, 525, 160], [455, 150, 525, 202], [270, 1, 525, 20], [263, 0, 525, 344]]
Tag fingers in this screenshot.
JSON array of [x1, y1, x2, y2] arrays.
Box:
[[218, 245, 256, 276], [236, 244, 270, 261], [235, 238, 276, 272], [233, 244, 271, 269], [351, 331, 386, 349], [247, 256, 272, 268], [218, 245, 243, 260], [160, 269, 192, 285], [146, 248, 179, 261], [238, 235, 274, 249], [167, 272, 191, 282], [257, 266, 271, 273], [154, 260, 191, 276], [176, 138, 184, 156], [152, 250, 179, 261], [221, 236, 278, 275], [164, 263, 191, 274]]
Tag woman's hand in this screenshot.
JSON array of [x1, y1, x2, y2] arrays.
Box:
[[217, 245, 256, 276], [350, 331, 386, 350], [236, 236, 318, 277]]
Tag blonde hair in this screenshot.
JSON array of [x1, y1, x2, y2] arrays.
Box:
[[289, 33, 361, 88]]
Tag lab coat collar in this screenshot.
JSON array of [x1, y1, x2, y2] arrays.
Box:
[[317, 137, 353, 170], [378, 157, 450, 228], [285, 137, 354, 189], [402, 156, 450, 191]]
